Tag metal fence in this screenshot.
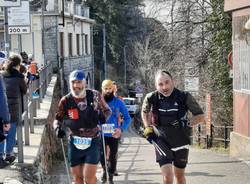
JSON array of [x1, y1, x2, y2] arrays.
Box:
[[16, 62, 53, 163], [192, 124, 233, 149]]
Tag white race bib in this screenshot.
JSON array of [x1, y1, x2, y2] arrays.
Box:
[[102, 124, 115, 134], [72, 136, 92, 150]]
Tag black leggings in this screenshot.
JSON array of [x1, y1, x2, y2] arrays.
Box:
[[100, 136, 119, 174]]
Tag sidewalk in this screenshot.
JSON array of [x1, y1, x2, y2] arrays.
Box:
[[0, 76, 56, 184]]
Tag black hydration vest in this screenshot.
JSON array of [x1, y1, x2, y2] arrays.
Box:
[[63, 90, 99, 134], [149, 88, 190, 148]]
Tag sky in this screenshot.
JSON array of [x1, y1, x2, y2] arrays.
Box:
[[143, 0, 171, 23]]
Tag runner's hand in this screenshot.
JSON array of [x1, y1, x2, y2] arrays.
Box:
[[112, 128, 122, 138], [143, 127, 157, 144], [3, 123, 10, 132]]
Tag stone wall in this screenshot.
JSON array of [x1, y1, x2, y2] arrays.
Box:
[[44, 15, 58, 70], [230, 132, 250, 159], [63, 55, 93, 89], [33, 76, 65, 182]]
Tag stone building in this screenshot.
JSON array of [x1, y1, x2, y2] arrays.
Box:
[[0, 0, 95, 87]]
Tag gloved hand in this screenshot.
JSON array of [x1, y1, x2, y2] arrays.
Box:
[[55, 127, 66, 138], [143, 127, 157, 144]]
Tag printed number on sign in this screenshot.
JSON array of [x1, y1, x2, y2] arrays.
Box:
[[9, 28, 21, 33]]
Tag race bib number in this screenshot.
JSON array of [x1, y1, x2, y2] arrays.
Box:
[[102, 124, 115, 134], [72, 136, 92, 150]]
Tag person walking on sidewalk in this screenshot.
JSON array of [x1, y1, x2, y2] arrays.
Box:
[[0, 73, 11, 168], [100, 79, 131, 184], [53, 70, 111, 184], [141, 70, 205, 184], [0, 54, 27, 166]]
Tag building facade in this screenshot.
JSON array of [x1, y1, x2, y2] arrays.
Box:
[[0, 0, 95, 87], [224, 0, 250, 158]]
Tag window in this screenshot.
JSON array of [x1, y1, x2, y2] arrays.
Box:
[[59, 32, 64, 57], [76, 34, 80, 55], [81, 34, 89, 55], [82, 34, 85, 55], [233, 16, 250, 91], [124, 99, 135, 105], [68, 33, 72, 57], [85, 34, 88, 55]]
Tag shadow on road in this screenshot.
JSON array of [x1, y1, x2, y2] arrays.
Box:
[[189, 160, 242, 165], [186, 171, 225, 177]]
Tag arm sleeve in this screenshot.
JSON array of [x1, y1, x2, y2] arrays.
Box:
[[55, 96, 67, 123], [119, 100, 131, 131], [186, 92, 204, 115], [141, 93, 152, 113], [0, 75, 10, 123]]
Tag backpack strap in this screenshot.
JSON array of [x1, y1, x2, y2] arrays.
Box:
[[86, 89, 94, 107], [173, 89, 188, 120], [64, 93, 75, 109]]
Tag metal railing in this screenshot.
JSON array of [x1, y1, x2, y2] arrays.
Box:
[[192, 124, 233, 149], [16, 62, 53, 163]]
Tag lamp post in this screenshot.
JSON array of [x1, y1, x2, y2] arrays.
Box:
[[123, 45, 127, 90], [4, 7, 9, 57], [102, 24, 107, 80]]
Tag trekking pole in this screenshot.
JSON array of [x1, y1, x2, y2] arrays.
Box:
[[152, 140, 167, 156], [152, 141, 163, 156], [101, 125, 110, 184], [60, 139, 72, 184]]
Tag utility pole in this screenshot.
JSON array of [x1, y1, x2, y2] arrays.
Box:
[[41, 0, 46, 65], [18, 34, 22, 53], [123, 45, 127, 89], [102, 24, 107, 80], [4, 7, 9, 57]]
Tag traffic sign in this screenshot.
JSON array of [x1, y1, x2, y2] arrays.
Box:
[[136, 93, 143, 98], [8, 1, 30, 26], [8, 26, 30, 34], [7, 1, 30, 34], [135, 85, 143, 93], [0, 0, 21, 7], [185, 77, 199, 91]]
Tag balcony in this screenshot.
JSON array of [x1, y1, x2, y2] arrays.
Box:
[[74, 5, 89, 18], [80, 6, 89, 18], [64, 1, 89, 18], [64, 1, 73, 14]]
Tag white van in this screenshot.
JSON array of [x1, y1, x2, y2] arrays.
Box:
[[123, 97, 140, 115]]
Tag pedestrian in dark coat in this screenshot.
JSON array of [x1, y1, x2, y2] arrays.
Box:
[[0, 53, 27, 165], [0, 73, 11, 168]]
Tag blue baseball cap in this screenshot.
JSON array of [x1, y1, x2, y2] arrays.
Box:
[[69, 70, 85, 81], [0, 51, 5, 58]]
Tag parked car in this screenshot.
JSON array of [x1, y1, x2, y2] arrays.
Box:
[[123, 97, 140, 116]]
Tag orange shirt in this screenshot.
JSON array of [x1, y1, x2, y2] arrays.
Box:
[[28, 62, 37, 75]]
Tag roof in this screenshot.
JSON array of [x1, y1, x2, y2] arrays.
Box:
[[224, 0, 250, 12]]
